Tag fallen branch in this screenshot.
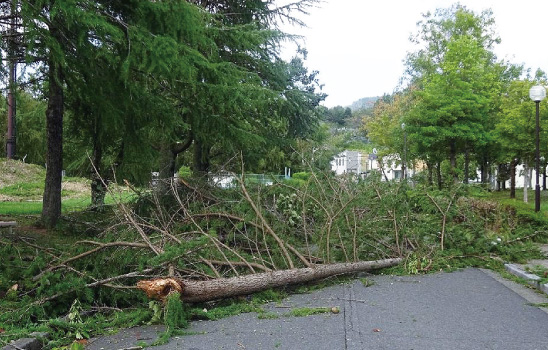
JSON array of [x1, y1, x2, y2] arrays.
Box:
[[33, 241, 149, 281], [238, 175, 295, 269], [205, 259, 272, 272], [426, 191, 457, 251], [137, 257, 402, 303]]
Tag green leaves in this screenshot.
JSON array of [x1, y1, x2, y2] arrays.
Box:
[[495, 78, 548, 164], [401, 4, 505, 180]]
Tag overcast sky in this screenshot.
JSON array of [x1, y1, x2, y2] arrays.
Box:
[[280, 0, 548, 107]]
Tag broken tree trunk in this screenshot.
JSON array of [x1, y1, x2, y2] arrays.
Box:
[[137, 257, 402, 303]]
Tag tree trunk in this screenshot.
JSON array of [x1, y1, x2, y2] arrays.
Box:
[[464, 147, 469, 184], [91, 133, 105, 210], [496, 164, 502, 191], [193, 139, 210, 175], [523, 163, 529, 203], [158, 145, 177, 194], [449, 140, 458, 184], [378, 159, 390, 182], [41, 56, 64, 229], [427, 160, 433, 187], [542, 164, 548, 191], [158, 139, 192, 194], [436, 162, 442, 190], [480, 155, 488, 184], [488, 163, 493, 190], [510, 158, 517, 199], [137, 258, 402, 303]]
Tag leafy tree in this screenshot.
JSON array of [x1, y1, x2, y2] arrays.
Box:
[[365, 90, 414, 161], [495, 76, 548, 198], [404, 5, 504, 184], [324, 106, 352, 126]]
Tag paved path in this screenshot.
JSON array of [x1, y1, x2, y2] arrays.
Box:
[[85, 268, 548, 350]]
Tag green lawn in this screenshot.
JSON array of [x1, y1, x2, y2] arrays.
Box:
[[478, 188, 548, 224], [485, 188, 548, 207], [0, 193, 135, 215]]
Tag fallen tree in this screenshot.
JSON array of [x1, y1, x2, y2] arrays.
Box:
[[137, 257, 402, 303]]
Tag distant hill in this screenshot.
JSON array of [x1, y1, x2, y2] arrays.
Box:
[[349, 96, 379, 112]]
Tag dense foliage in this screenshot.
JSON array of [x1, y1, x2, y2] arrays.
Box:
[[1, 172, 547, 348], [0, 0, 325, 227], [364, 4, 547, 191]]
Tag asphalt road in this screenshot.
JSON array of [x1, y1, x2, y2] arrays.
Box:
[[85, 268, 548, 350]]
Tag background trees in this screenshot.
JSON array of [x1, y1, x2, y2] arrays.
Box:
[[365, 4, 532, 189], [404, 5, 502, 183], [1, 0, 324, 227], [495, 75, 548, 198]]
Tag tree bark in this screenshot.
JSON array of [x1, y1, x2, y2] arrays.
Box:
[[436, 162, 442, 190], [523, 163, 529, 203], [91, 133, 105, 210], [138, 258, 402, 303], [480, 155, 488, 184], [158, 138, 193, 194], [193, 139, 210, 175], [542, 164, 548, 191], [158, 145, 177, 194], [510, 158, 517, 199], [41, 55, 64, 229], [427, 160, 433, 187], [464, 147, 469, 184], [496, 164, 502, 191], [449, 140, 458, 184]]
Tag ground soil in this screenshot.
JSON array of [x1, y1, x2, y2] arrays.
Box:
[[0, 158, 89, 201]]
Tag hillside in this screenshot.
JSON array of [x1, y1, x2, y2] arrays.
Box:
[[349, 96, 379, 112], [0, 158, 45, 188], [0, 158, 89, 202]]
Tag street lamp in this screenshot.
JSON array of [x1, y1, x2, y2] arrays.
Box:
[[542, 156, 547, 191], [529, 85, 546, 212], [401, 123, 407, 181]]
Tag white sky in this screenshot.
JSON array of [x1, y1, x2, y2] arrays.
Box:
[[281, 0, 548, 107]]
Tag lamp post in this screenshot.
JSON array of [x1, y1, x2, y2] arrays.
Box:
[[542, 156, 547, 191], [401, 123, 406, 181], [529, 85, 546, 212]]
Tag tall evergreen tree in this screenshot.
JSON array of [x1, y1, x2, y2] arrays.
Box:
[[15, 0, 131, 227]]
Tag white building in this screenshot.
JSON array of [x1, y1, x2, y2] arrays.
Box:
[[331, 150, 410, 181]]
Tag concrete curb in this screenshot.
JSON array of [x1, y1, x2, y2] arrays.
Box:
[[1, 333, 48, 350], [504, 263, 548, 296]]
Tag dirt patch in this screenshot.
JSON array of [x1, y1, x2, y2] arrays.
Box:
[[0, 159, 90, 200], [62, 180, 90, 198], [0, 159, 46, 188]]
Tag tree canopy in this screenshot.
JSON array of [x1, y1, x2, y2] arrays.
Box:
[[0, 0, 324, 227], [365, 4, 530, 188]]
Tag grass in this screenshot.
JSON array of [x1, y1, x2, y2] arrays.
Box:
[[0, 159, 135, 215], [525, 265, 548, 284], [483, 188, 548, 213], [473, 188, 548, 238], [0, 181, 46, 197], [0, 193, 135, 215], [288, 307, 331, 317], [0, 177, 87, 199]]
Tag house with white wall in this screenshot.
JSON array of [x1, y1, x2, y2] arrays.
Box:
[[331, 150, 409, 181], [331, 150, 367, 175]]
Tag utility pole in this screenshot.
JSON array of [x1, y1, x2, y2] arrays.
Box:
[[5, 0, 18, 159]]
